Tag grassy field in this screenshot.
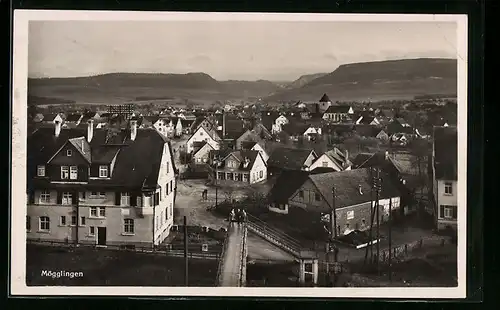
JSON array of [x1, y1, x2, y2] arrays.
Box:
[[26, 244, 218, 286]]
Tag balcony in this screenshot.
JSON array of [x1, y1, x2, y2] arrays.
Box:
[[136, 195, 154, 216]]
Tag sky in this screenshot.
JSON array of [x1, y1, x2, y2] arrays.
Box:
[[28, 20, 457, 81]]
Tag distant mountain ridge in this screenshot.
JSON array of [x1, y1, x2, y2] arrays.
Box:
[[28, 58, 457, 105], [264, 58, 457, 103]]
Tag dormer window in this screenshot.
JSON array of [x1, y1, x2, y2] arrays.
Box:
[[99, 165, 109, 178], [66, 149, 72, 156], [37, 165, 46, 177]]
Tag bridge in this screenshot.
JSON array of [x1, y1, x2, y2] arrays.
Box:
[[215, 213, 321, 287]]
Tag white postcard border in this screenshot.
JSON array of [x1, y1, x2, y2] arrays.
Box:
[[11, 10, 468, 298]]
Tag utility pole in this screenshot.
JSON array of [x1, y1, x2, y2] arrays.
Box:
[[364, 167, 376, 265], [183, 216, 189, 286], [332, 187, 337, 239]]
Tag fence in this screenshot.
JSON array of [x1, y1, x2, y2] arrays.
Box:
[[27, 238, 222, 260], [215, 225, 231, 286]]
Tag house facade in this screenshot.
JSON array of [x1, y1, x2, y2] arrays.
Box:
[[186, 126, 220, 153], [269, 168, 401, 236], [309, 148, 351, 172], [26, 120, 177, 247], [432, 126, 458, 231], [241, 141, 269, 163], [213, 150, 267, 185], [192, 141, 215, 165]]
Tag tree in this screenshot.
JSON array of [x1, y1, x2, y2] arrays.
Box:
[[27, 102, 38, 125]]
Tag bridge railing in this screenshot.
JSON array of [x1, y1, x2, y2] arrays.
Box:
[[246, 214, 303, 257], [239, 224, 248, 287], [215, 226, 230, 286]]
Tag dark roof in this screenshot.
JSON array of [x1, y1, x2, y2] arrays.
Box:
[[356, 116, 378, 125], [65, 114, 82, 122], [308, 168, 400, 211], [268, 147, 316, 171], [28, 127, 170, 189], [42, 113, 60, 121], [281, 123, 311, 136], [352, 153, 374, 167], [181, 119, 195, 127], [223, 119, 247, 140], [269, 170, 311, 203], [142, 116, 160, 125], [319, 93, 331, 102], [354, 125, 383, 137], [433, 126, 457, 180], [324, 105, 352, 114], [321, 124, 354, 135], [241, 141, 257, 150]]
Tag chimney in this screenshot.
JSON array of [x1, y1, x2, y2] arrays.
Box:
[[54, 120, 61, 137], [87, 120, 94, 143], [130, 120, 137, 141]]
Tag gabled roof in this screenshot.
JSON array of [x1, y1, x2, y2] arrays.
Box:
[[323, 147, 351, 169], [192, 141, 214, 157], [308, 168, 400, 211], [65, 114, 82, 122], [281, 123, 312, 136], [67, 137, 92, 163], [324, 105, 352, 114], [354, 125, 384, 137], [28, 127, 170, 189], [269, 170, 311, 203], [240, 141, 257, 150], [217, 150, 262, 171], [433, 126, 457, 180], [268, 147, 317, 171], [319, 93, 331, 102]]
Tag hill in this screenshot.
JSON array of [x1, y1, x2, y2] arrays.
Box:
[[285, 72, 328, 89], [264, 58, 457, 103], [28, 72, 284, 105]]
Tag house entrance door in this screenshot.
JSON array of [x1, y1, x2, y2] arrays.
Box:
[[97, 227, 107, 246]]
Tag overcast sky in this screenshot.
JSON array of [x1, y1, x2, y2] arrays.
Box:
[[28, 20, 457, 81]]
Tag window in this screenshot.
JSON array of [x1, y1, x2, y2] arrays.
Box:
[[89, 226, 95, 236], [121, 192, 130, 206], [61, 166, 69, 179], [99, 207, 105, 217], [99, 166, 108, 178], [99, 192, 106, 198], [243, 174, 249, 182], [71, 215, 77, 226], [37, 165, 45, 177], [227, 173, 233, 180], [165, 207, 169, 220], [91, 192, 98, 198], [444, 182, 453, 195], [167, 162, 169, 173], [39, 190, 50, 204], [70, 166, 78, 180], [80, 216, 86, 226], [66, 149, 72, 156], [124, 219, 135, 234], [218, 172, 225, 180], [322, 161, 329, 167], [170, 180, 173, 192], [159, 188, 162, 201], [259, 170, 263, 178], [315, 192, 321, 201], [62, 192, 72, 205], [26, 216, 31, 231], [60, 216, 66, 226], [299, 190, 304, 198], [347, 210, 354, 220], [441, 205, 457, 219], [39, 216, 50, 231], [90, 207, 98, 217]]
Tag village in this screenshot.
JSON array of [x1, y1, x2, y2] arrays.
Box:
[[25, 92, 458, 287]]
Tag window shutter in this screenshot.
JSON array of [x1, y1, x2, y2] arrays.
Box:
[[28, 190, 35, 204], [57, 191, 62, 204], [439, 205, 444, 217], [452, 206, 457, 219], [115, 192, 121, 205], [72, 193, 77, 204], [155, 193, 160, 206], [130, 193, 137, 206]]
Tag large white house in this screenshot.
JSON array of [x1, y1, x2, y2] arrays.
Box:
[[27, 120, 177, 247]]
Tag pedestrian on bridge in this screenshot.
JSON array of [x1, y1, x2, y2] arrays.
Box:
[[241, 209, 247, 223], [229, 208, 236, 222]]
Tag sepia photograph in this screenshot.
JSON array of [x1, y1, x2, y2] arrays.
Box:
[[11, 11, 467, 298]]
